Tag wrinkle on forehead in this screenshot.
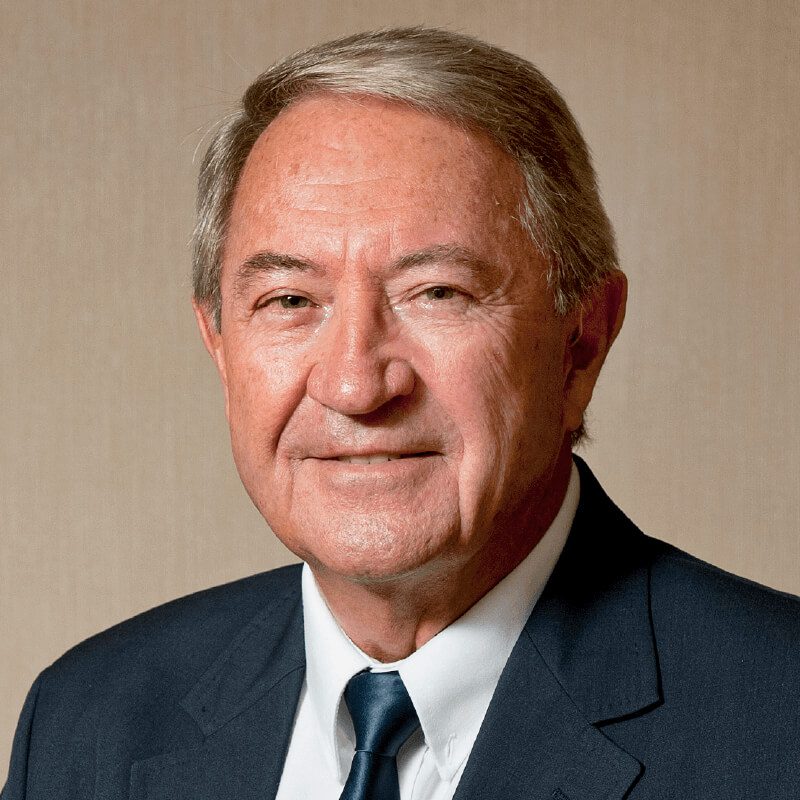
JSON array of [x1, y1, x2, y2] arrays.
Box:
[[224, 94, 532, 279], [242, 93, 523, 206], [298, 175, 402, 187], [287, 181, 415, 216]]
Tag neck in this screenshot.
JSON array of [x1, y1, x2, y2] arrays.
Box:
[[311, 446, 574, 662]]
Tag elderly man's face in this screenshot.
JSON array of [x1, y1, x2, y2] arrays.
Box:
[[197, 95, 586, 583]]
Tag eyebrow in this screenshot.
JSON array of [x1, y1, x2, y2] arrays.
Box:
[[231, 243, 499, 297], [235, 250, 321, 280], [389, 244, 498, 278], [232, 251, 322, 300]]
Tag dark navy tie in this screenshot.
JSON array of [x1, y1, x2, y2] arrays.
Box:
[[339, 670, 420, 800]]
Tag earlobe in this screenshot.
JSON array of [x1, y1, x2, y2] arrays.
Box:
[[562, 272, 627, 432], [568, 314, 583, 346]]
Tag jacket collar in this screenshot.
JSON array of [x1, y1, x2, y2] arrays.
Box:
[[178, 583, 305, 735], [130, 581, 306, 800], [454, 457, 661, 800], [526, 456, 661, 724]]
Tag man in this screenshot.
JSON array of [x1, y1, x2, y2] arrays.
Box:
[[4, 27, 798, 800]]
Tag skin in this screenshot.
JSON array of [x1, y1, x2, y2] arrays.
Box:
[[195, 94, 626, 661]]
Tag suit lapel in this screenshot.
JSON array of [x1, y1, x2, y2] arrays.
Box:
[[130, 584, 305, 800], [454, 631, 643, 800], [455, 459, 660, 800]]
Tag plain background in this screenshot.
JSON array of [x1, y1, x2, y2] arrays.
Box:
[[2, 0, 798, 777]]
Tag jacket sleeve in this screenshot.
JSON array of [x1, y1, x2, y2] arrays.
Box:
[[1, 674, 43, 800]]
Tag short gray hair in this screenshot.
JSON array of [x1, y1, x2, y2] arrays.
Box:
[[193, 26, 618, 331]]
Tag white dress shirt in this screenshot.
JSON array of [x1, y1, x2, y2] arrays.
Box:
[[275, 462, 580, 800]]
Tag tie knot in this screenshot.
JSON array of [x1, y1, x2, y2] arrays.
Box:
[[344, 670, 420, 757]]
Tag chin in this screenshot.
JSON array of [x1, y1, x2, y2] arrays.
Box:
[[279, 510, 461, 585]]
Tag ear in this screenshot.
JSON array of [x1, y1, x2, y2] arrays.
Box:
[[192, 298, 230, 415], [562, 272, 627, 434]]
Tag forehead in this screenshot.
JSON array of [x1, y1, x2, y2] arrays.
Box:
[[223, 93, 529, 269]]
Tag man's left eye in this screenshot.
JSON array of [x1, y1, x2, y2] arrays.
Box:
[[424, 286, 456, 301]]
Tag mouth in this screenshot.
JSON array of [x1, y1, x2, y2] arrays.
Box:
[[332, 452, 437, 465]]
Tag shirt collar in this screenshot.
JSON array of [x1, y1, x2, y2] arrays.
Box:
[[302, 461, 580, 783]]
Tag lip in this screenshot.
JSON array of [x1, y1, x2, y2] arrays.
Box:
[[302, 452, 443, 497], [310, 452, 438, 465], [305, 449, 440, 461]]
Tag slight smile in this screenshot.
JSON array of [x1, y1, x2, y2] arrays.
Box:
[[333, 453, 438, 465]]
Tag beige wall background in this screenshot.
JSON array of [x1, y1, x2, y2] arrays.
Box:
[[2, 0, 798, 777]]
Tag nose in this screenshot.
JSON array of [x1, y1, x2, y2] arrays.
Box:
[[306, 295, 415, 415]]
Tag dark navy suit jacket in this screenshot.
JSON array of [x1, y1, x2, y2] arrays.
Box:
[[4, 460, 800, 799]]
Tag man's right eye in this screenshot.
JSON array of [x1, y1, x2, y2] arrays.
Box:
[[262, 295, 312, 310]]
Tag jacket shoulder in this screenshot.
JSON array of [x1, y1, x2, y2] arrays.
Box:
[[30, 563, 303, 737], [576, 456, 800, 635], [6, 566, 303, 799], [44, 563, 303, 689], [644, 537, 800, 732], [573, 461, 800, 792], [649, 537, 800, 637]]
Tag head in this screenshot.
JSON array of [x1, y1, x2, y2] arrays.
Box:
[[192, 28, 626, 589]]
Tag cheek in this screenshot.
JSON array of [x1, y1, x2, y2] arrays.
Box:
[[436, 322, 563, 431], [427, 324, 566, 495], [223, 334, 311, 453]]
